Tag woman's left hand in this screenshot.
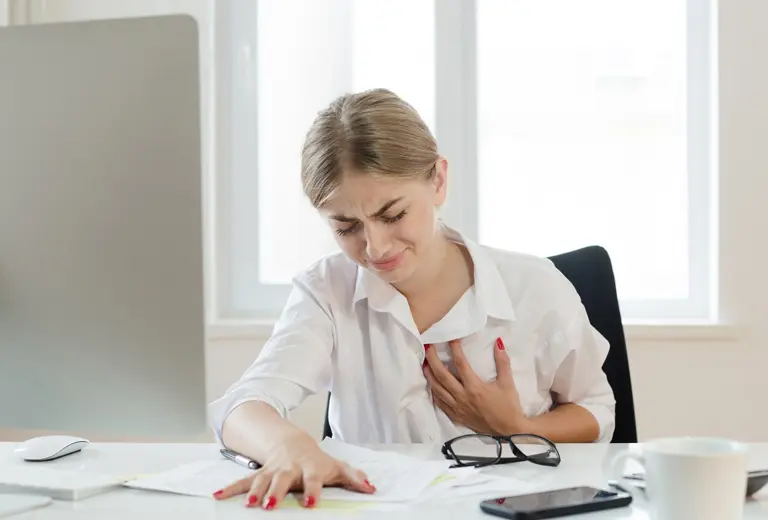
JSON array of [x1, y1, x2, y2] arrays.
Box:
[[424, 338, 530, 436]]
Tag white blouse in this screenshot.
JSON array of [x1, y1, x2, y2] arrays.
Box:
[[209, 225, 616, 444]]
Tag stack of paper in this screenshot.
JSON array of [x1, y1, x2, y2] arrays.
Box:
[[124, 438, 532, 507]]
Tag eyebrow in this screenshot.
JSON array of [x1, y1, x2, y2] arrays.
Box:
[[330, 197, 403, 223]]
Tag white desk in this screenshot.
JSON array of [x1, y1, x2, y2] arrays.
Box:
[[2, 442, 768, 519]]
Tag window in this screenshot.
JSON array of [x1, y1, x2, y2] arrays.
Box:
[[215, 0, 715, 322], [215, 0, 434, 318]]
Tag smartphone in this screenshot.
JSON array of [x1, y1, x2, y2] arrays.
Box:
[[479, 486, 632, 519]]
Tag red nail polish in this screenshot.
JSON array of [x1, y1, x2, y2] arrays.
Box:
[[365, 479, 376, 491], [304, 495, 316, 508], [213, 490, 224, 498], [246, 495, 258, 506], [265, 496, 277, 510], [496, 337, 505, 350]]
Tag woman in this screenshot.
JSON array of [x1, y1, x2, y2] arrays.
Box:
[[209, 88, 615, 509]]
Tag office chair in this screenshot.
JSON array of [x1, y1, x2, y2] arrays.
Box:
[[323, 246, 638, 443], [548, 246, 638, 443]]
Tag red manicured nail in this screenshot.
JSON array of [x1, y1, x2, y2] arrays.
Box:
[[213, 489, 224, 498], [246, 495, 258, 507], [365, 479, 376, 490], [264, 496, 277, 510], [496, 337, 505, 350], [304, 495, 316, 508]]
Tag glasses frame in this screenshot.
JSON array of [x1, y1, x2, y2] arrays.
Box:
[[441, 433, 561, 469]]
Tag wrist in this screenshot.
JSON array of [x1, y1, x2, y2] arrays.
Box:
[[275, 431, 317, 454], [497, 413, 534, 436]]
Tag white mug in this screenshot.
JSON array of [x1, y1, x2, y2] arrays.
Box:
[[611, 437, 748, 520]]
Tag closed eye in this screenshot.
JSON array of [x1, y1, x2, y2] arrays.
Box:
[[382, 210, 406, 224], [334, 210, 406, 237]]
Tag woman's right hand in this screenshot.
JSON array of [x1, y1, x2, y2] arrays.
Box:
[[212, 437, 376, 510]]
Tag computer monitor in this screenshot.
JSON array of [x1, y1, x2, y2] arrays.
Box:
[[0, 15, 208, 441]]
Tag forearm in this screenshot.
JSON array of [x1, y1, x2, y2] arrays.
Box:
[[519, 403, 600, 443], [221, 401, 316, 463]]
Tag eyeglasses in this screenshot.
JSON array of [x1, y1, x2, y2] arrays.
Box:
[[441, 433, 561, 468]]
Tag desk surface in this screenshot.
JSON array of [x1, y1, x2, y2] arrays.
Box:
[[2, 442, 768, 519]]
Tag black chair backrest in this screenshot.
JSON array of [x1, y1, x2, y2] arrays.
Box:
[[547, 246, 637, 443], [323, 245, 637, 443]]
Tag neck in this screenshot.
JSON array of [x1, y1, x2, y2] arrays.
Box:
[[393, 233, 454, 300]]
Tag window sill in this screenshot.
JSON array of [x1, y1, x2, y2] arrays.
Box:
[[207, 319, 739, 343]]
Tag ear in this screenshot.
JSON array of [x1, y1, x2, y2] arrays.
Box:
[[432, 157, 449, 207]]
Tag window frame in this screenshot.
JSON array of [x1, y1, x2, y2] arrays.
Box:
[[212, 0, 716, 324]]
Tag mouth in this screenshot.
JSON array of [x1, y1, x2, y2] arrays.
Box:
[[369, 252, 405, 272]]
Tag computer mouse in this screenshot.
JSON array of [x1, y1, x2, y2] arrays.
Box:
[[13, 435, 90, 462]]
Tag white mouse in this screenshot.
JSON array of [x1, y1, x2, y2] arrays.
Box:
[[13, 435, 90, 462]]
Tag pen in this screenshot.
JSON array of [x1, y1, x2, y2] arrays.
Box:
[[220, 448, 260, 470]]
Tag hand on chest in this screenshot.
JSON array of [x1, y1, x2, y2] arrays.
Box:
[[429, 326, 503, 381]]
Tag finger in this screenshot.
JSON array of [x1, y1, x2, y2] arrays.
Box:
[[433, 392, 461, 423], [424, 366, 458, 407], [301, 472, 322, 509], [337, 463, 376, 494], [262, 469, 299, 510], [425, 345, 465, 396], [493, 337, 514, 387], [449, 339, 482, 386], [213, 473, 256, 500], [245, 471, 271, 508]]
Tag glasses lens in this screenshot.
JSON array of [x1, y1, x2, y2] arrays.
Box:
[[449, 434, 501, 465], [507, 434, 557, 460]]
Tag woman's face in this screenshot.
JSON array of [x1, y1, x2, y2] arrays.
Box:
[[320, 159, 448, 285]]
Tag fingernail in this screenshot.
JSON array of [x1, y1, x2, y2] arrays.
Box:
[[264, 496, 277, 510], [304, 495, 316, 508], [496, 337, 505, 350], [213, 489, 224, 498], [365, 479, 376, 491], [246, 495, 258, 507]]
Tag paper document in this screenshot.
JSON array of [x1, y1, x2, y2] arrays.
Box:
[[317, 438, 453, 502], [0, 467, 123, 501], [126, 439, 452, 503], [124, 459, 254, 497], [124, 439, 525, 505]]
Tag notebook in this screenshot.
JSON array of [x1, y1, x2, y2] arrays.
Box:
[[0, 494, 52, 518], [0, 467, 124, 501]]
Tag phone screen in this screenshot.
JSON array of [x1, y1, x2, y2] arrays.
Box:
[[486, 486, 620, 513]]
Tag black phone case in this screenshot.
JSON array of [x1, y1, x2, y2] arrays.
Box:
[[480, 494, 632, 519]]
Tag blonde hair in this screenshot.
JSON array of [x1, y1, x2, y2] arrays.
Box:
[[301, 88, 439, 208]]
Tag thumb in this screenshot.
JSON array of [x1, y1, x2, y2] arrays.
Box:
[[493, 337, 513, 387], [339, 463, 376, 495]]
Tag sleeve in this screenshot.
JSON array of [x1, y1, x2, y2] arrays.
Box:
[[547, 311, 617, 443], [207, 278, 335, 444]]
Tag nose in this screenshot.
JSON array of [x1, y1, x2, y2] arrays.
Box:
[[364, 223, 393, 260]]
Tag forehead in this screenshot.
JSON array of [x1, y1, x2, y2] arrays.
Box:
[[321, 172, 427, 214]]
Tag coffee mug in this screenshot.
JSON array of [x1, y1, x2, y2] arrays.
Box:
[[611, 437, 748, 520]]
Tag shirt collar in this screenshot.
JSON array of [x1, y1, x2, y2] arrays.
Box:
[[351, 222, 516, 323]]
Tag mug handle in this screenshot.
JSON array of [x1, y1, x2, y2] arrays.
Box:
[[610, 449, 646, 495]]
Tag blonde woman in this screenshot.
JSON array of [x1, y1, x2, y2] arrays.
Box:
[[210, 89, 615, 510]]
